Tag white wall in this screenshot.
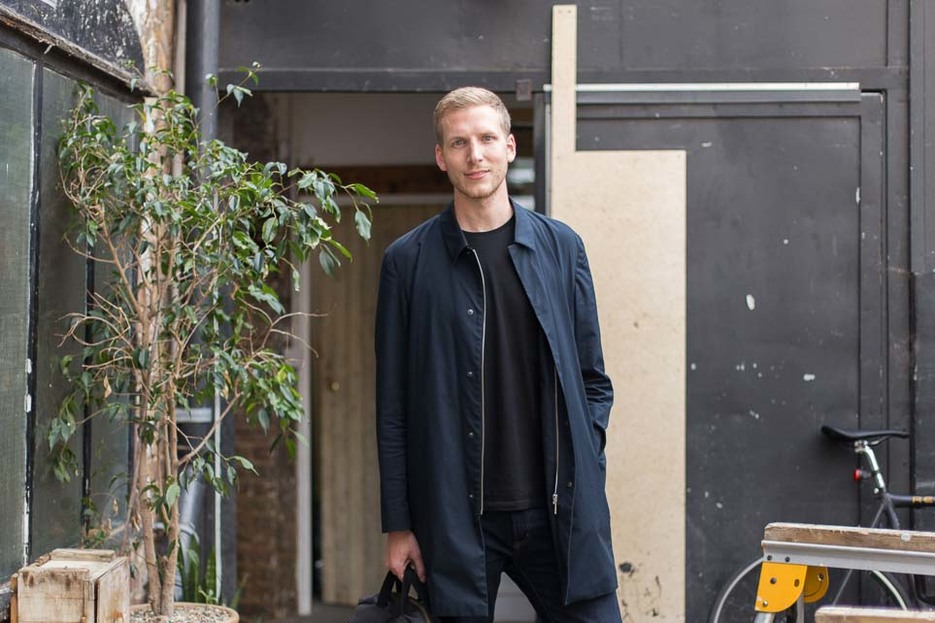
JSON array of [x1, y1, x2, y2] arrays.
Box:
[[283, 93, 441, 166]]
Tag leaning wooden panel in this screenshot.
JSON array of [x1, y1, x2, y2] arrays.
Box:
[[816, 606, 935, 622], [317, 203, 441, 605], [550, 7, 687, 621], [765, 523, 935, 553]]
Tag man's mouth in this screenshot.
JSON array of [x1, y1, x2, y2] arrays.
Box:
[[465, 170, 488, 179]]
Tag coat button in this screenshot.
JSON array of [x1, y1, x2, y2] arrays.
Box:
[[468, 431, 475, 439], [467, 370, 474, 378], [566, 481, 574, 488], [467, 308, 475, 315], [469, 493, 474, 499]]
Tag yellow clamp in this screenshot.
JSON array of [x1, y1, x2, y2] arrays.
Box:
[[754, 561, 830, 612]]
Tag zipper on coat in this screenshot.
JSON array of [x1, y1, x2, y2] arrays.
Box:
[[470, 249, 488, 515], [552, 366, 560, 515]]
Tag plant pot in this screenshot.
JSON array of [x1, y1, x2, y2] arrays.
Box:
[[129, 603, 239, 623]]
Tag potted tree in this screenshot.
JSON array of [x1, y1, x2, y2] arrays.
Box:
[[48, 67, 375, 618]]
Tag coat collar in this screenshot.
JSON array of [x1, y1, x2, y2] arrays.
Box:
[[439, 198, 536, 262]]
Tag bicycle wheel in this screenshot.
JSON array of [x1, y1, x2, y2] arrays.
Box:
[[709, 559, 910, 623], [827, 568, 910, 610], [708, 558, 800, 623]]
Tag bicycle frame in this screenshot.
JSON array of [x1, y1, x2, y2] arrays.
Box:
[[838, 437, 935, 607]]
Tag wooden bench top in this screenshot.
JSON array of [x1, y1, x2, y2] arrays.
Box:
[[816, 606, 935, 622], [765, 523, 935, 553]]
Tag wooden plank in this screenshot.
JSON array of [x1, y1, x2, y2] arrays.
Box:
[[95, 558, 129, 623], [816, 606, 935, 621], [11, 574, 18, 623], [765, 523, 935, 553], [49, 549, 116, 563]]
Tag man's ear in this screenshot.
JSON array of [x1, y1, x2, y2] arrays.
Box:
[[507, 133, 517, 163], [435, 144, 448, 172]]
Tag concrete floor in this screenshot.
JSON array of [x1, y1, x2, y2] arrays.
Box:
[[274, 602, 354, 623], [273, 602, 532, 623]]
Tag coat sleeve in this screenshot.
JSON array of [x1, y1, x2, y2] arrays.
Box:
[[573, 235, 614, 467], [375, 249, 412, 532]]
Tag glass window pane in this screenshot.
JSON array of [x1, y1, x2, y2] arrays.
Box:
[[32, 68, 84, 556], [0, 46, 35, 577]]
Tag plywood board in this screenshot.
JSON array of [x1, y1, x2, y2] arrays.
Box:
[[550, 6, 687, 621]]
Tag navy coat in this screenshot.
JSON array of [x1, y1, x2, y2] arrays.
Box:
[[375, 201, 617, 617]]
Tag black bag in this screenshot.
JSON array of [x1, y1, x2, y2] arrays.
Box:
[[347, 566, 435, 623]]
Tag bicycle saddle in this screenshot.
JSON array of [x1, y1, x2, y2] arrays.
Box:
[[821, 424, 909, 444]]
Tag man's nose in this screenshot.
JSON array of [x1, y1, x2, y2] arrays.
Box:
[[468, 140, 484, 162]]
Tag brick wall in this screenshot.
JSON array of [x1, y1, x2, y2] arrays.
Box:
[[228, 93, 299, 619], [234, 416, 298, 618]]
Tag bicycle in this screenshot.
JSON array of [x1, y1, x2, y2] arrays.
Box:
[[708, 424, 935, 623]]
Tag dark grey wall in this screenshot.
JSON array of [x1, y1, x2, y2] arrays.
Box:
[[219, 0, 905, 90], [216, 0, 935, 619]]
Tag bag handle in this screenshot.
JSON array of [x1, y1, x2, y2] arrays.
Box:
[[402, 565, 430, 604], [377, 565, 430, 609]]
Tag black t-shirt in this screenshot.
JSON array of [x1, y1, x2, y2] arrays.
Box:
[[464, 216, 546, 511]]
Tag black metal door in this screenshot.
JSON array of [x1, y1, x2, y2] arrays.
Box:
[[570, 86, 900, 617]]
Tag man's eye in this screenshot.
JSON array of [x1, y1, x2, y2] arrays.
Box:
[[483, 135, 495, 142], [452, 139, 465, 147]]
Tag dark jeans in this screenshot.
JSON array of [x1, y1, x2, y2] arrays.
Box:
[[440, 507, 621, 623]]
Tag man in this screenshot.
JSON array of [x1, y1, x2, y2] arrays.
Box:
[[375, 86, 620, 622]]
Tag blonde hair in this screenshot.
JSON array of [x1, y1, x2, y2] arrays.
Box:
[[434, 87, 511, 143]]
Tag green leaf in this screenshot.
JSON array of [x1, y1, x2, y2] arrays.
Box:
[[231, 456, 257, 474], [297, 172, 315, 190], [165, 482, 181, 508], [350, 183, 378, 200], [261, 217, 277, 244], [133, 347, 150, 369], [256, 408, 270, 433], [354, 210, 372, 241], [329, 238, 352, 260], [247, 284, 285, 314], [318, 249, 337, 276]]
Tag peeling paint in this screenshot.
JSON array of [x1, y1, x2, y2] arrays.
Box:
[[746, 294, 756, 310], [803, 373, 816, 382]]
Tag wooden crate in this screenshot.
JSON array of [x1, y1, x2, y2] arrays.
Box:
[[816, 606, 935, 621], [12, 549, 129, 623]]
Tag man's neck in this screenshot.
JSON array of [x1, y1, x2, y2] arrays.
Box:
[[453, 192, 513, 233]]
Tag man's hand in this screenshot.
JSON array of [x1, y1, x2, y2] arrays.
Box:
[[385, 530, 426, 582]]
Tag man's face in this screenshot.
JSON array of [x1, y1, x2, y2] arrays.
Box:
[[435, 105, 517, 203]]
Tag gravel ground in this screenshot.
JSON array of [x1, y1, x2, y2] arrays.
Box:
[[130, 603, 239, 623]]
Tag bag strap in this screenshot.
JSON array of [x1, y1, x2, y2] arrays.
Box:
[[376, 570, 399, 607]]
